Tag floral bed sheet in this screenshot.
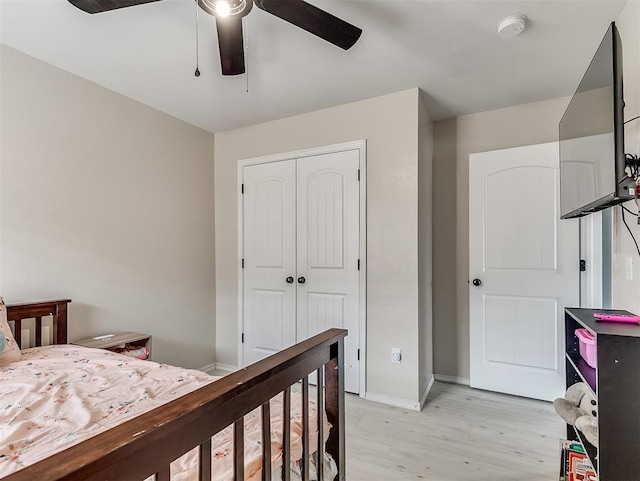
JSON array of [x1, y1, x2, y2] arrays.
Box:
[[0, 345, 333, 480]]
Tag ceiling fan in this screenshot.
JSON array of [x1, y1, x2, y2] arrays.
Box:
[[67, 0, 363, 76]]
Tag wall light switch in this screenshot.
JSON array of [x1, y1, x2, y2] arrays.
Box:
[[626, 257, 634, 280], [391, 348, 401, 364]]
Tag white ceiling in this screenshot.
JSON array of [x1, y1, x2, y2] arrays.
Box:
[[0, 0, 628, 133]]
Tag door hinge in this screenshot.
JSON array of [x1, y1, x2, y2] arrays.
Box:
[[357, 349, 360, 361], [357, 169, 360, 181], [580, 259, 586, 272], [242, 333, 245, 343], [242, 259, 245, 268], [357, 259, 360, 271], [241, 183, 244, 194]]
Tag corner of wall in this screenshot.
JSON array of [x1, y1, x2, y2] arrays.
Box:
[[431, 118, 459, 379], [418, 93, 435, 396]]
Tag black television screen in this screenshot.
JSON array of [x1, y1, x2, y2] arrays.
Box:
[[559, 22, 632, 219]]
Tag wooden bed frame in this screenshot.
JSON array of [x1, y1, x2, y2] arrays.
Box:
[[4, 299, 346, 481]]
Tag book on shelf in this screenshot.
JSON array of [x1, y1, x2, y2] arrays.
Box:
[[559, 439, 596, 481]]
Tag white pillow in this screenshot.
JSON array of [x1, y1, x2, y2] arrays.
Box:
[[0, 298, 22, 364]]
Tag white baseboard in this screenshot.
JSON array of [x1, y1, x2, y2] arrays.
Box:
[[199, 363, 239, 375], [214, 363, 239, 373], [434, 374, 470, 386], [364, 392, 422, 411], [419, 374, 435, 410], [199, 363, 217, 375]]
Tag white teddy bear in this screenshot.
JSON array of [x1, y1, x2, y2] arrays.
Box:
[[553, 382, 598, 448]]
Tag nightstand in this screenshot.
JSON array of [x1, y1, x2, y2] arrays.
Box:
[[72, 332, 152, 360]]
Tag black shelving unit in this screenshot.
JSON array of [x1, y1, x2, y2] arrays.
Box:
[[564, 308, 640, 480]]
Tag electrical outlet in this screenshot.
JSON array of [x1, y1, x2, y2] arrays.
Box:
[[391, 348, 401, 364], [626, 257, 634, 280]]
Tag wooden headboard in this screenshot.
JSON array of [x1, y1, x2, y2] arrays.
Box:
[[5, 299, 71, 347]]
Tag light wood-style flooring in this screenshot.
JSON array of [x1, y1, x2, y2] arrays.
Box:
[[346, 381, 564, 480]]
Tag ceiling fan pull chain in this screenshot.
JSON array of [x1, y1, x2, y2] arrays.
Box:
[[245, 17, 249, 92], [194, 0, 201, 77]]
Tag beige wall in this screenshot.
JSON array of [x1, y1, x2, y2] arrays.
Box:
[[418, 93, 434, 397], [613, 0, 640, 313], [214, 88, 427, 405], [433, 96, 570, 380], [0, 46, 216, 369]]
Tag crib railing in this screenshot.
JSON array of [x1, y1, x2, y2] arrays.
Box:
[[4, 325, 347, 481]]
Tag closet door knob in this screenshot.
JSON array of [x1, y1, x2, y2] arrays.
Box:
[[297, 276, 306, 284], [285, 276, 294, 284], [472, 278, 482, 287]]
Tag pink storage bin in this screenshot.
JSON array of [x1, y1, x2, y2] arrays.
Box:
[[575, 328, 597, 368]]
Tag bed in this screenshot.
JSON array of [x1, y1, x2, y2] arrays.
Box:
[[0, 299, 346, 481]]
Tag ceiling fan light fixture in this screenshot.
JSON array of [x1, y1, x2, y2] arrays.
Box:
[[200, 0, 250, 18], [216, 0, 231, 17]]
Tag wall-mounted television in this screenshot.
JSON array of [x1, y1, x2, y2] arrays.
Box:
[[560, 22, 634, 219]]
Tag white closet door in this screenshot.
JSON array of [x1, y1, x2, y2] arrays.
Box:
[[242, 160, 297, 365], [296, 150, 360, 393]]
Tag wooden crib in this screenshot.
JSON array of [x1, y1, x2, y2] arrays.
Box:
[[3, 299, 346, 481]]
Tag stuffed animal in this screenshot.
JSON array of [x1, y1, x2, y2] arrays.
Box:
[[575, 415, 598, 448], [553, 382, 598, 447]]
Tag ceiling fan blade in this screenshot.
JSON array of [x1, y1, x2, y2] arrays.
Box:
[[68, 0, 163, 14], [255, 0, 362, 50], [216, 17, 246, 76]]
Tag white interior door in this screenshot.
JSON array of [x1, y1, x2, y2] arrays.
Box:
[[469, 142, 579, 401], [296, 150, 360, 394], [242, 160, 297, 365]]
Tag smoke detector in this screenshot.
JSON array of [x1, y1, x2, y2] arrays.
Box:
[[497, 14, 527, 38]]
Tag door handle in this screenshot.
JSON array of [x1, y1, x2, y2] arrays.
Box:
[[297, 276, 306, 284], [472, 278, 482, 287], [285, 276, 294, 284]]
